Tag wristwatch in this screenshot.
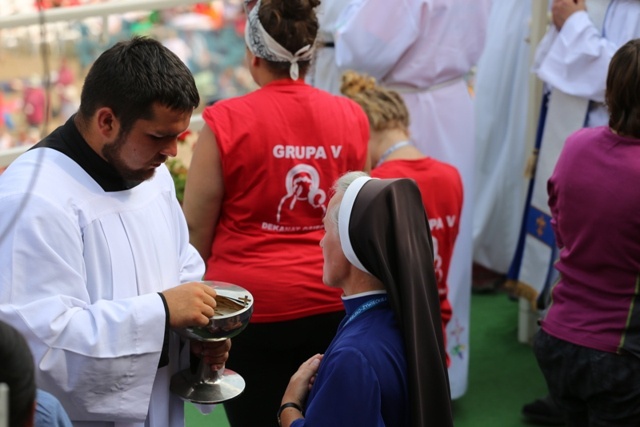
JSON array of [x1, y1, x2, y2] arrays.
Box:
[[277, 402, 303, 426]]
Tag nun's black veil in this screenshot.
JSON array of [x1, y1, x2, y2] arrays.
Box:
[[343, 177, 453, 427]]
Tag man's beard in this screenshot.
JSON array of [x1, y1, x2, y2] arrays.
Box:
[[102, 130, 161, 183]]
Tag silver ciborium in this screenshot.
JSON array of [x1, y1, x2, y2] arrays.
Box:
[[170, 281, 253, 404]]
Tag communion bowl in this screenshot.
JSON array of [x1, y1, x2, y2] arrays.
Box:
[[179, 281, 253, 342], [170, 281, 254, 404]]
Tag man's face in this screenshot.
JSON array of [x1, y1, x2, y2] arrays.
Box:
[[102, 104, 191, 182], [320, 195, 352, 288]]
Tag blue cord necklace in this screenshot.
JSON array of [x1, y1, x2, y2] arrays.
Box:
[[375, 140, 412, 168], [342, 296, 388, 329]]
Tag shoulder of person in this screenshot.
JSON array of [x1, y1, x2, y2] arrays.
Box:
[[35, 389, 73, 427]]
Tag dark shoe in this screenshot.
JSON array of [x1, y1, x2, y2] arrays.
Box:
[[472, 263, 506, 294], [522, 395, 565, 425]]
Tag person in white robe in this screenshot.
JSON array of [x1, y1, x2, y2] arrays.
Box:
[[507, 0, 640, 308], [305, 0, 353, 94], [473, 0, 532, 276], [333, 0, 492, 399], [0, 37, 230, 427]]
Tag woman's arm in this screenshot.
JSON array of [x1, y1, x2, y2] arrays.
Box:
[[182, 125, 225, 263], [280, 354, 323, 427]]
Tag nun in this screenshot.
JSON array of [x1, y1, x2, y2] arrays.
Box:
[[279, 171, 453, 427]]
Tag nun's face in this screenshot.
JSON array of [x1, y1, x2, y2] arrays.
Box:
[[320, 196, 351, 288]]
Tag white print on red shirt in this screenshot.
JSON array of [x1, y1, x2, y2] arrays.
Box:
[[430, 216, 457, 284], [433, 236, 444, 283], [276, 164, 327, 223], [272, 144, 343, 159], [429, 215, 457, 231]]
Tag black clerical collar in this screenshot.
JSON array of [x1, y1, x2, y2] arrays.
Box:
[[30, 115, 141, 191]]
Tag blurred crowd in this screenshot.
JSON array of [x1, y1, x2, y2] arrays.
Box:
[[0, 0, 254, 150]]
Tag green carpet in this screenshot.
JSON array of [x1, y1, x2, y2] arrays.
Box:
[[185, 403, 229, 427], [453, 292, 549, 426], [185, 292, 549, 426]]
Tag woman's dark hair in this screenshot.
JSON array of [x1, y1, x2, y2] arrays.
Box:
[[0, 321, 36, 427], [258, 0, 320, 78], [77, 36, 200, 133], [606, 39, 640, 138]]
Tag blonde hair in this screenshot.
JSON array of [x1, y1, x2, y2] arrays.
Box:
[[340, 70, 410, 133]]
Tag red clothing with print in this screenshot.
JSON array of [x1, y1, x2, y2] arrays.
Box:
[[372, 158, 463, 345], [202, 79, 369, 323]]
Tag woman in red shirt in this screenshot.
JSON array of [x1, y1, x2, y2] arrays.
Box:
[[341, 71, 463, 365], [183, 1, 369, 425]]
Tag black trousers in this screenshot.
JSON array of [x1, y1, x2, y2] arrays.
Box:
[[223, 310, 344, 427], [534, 329, 640, 427]]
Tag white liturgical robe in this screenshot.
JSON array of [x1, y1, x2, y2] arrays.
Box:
[[306, 0, 353, 94], [473, 0, 531, 274], [0, 145, 205, 426]]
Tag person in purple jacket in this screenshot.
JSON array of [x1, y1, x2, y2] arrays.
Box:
[[534, 38, 640, 426], [278, 171, 452, 427]]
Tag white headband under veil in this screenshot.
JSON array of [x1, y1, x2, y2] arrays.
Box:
[[338, 176, 374, 274], [244, 0, 315, 80]]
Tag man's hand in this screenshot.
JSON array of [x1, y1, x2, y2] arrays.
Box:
[[191, 339, 231, 371], [552, 0, 586, 30], [162, 282, 217, 328]]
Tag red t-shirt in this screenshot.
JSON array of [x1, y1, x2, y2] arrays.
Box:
[[202, 79, 369, 322], [372, 158, 463, 339]]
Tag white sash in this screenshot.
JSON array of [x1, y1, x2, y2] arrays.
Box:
[[384, 76, 465, 94]]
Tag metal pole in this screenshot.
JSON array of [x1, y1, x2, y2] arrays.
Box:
[[0, 383, 7, 427], [0, 0, 206, 29]]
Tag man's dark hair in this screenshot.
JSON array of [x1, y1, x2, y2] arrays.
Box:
[[0, 320, 36, 427], [77, 36, 200, 133], [606, 38, 640, 138]]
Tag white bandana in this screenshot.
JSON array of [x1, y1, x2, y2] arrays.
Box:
[[244, 0, 315, 80]]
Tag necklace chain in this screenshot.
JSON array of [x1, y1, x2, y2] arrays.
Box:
[[375, 140, 412, 168]]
